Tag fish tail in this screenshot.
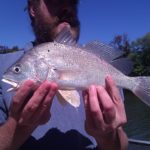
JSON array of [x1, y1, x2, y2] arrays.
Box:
[[130, 77, 150, 106]]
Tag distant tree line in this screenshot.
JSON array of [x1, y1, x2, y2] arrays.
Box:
[[0, 45, 19, 54], [111, 32, 150, 76]]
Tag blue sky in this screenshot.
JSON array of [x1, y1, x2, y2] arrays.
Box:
[[0, 0, 150, 48]]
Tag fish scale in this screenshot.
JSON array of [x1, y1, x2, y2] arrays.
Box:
[[2, 27, 150, 107]]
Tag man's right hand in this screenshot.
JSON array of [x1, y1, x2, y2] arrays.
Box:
[[10, 80, 58, 126], [0, 80, 58, 150]]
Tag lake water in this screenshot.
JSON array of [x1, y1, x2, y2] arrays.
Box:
[[124, 91, 150, 150]]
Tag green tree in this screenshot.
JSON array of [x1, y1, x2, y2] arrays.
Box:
[[130, 33, 150, 76], [0, 45, 19, 54], [110, 33, 150, 76], [110, 33, 131, 57]]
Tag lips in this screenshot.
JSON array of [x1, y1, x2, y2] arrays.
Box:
[[1, 78, 19, 92]]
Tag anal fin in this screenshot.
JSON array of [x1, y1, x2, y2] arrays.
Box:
[[56, 90, 80, 108]]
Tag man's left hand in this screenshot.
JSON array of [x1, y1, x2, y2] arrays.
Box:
[[82, 75, 128, 150]]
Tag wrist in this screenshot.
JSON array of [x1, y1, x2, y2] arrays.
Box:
[[0, 117, 18, 150], [96, 130, 119, 150], [0, 117, 34, 150], [95, 127, 128, 150], [10, 123, 36, 150]]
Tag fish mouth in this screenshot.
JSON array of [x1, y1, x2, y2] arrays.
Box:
[[1, 78, 19, 92]]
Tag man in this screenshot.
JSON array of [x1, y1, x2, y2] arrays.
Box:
[[0, 0, 128, 149]]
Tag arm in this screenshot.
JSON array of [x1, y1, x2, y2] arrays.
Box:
[[82, 75, 128, 150], [0, 80, 58, 150]]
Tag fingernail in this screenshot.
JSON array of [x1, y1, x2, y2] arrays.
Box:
[[25, 80, 35, 87], [89, 85, 95, 91], [19, 118, 23, 124], [107, 75, 113, 81], [84, 98, 88, 107]]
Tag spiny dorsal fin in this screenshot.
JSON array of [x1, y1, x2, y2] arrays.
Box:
[[83, 41, 124, 62], [57, 90, 80, 108], [83, 41, 133, 74], [111, 58, 133, 75], [54, 27, 77, 46]]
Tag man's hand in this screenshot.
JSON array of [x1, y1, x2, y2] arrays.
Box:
[[0, 80, 58, 150], [82, 76, 128, 150], [10, 80, 57, 126]]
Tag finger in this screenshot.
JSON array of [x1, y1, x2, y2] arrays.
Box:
[[30, 84, 57, 125], [82, 90, 91, 120], [41, 82, 58, 108], [20, 82, 58, 125], [105, 76, 127, 125], [96, 85, 116, 124], [88, 86, 103, 125], [105, 75, 122, 104], [82, 90, 88, 108], [36, 83, 58, 124], [38, 107, 51, 125], [82, 90, 97, 131], [11, 80, 35, 113], [20, 81, 52, 122]]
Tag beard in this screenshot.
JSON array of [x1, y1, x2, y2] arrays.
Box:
[[31, 17, 59, 44], [31, 9, 80, 45]]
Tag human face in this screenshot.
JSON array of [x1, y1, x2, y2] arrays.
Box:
[[29, 0, 80, 44]]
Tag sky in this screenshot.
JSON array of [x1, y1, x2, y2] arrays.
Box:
[[0, 0, 150, 48]]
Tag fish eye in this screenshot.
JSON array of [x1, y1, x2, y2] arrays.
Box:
[[13, 64, 21, 74]]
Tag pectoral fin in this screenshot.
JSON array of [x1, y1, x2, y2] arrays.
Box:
[[56, 90, 80, 107]]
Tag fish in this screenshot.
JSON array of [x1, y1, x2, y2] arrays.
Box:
[[2, 27, 150, 107]]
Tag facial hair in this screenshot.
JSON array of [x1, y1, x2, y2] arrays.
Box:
[[31, 16, 59, 44], [31, 6, 80, 45]]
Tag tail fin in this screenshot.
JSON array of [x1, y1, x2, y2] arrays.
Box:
[[131, 77, 150, 106]]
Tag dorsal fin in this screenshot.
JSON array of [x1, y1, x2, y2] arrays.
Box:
[[54, 27, 77, 46], [82, 41, 133, 74], [111, 58, 133, 75], [83, 41, 124, 62]]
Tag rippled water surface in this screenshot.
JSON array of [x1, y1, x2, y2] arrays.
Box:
[[124, 91, 150, 150]]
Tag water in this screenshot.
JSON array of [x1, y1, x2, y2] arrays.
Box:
[[124, 90, 150, 150]]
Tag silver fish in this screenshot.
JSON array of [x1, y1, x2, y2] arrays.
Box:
[[2, 28, 150, 107]]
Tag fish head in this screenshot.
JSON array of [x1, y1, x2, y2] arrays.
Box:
[[1, 54, 47, 91]]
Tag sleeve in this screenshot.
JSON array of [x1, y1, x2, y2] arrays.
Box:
[[0, 50, 28, 125], [0, 85, 8, 124]]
